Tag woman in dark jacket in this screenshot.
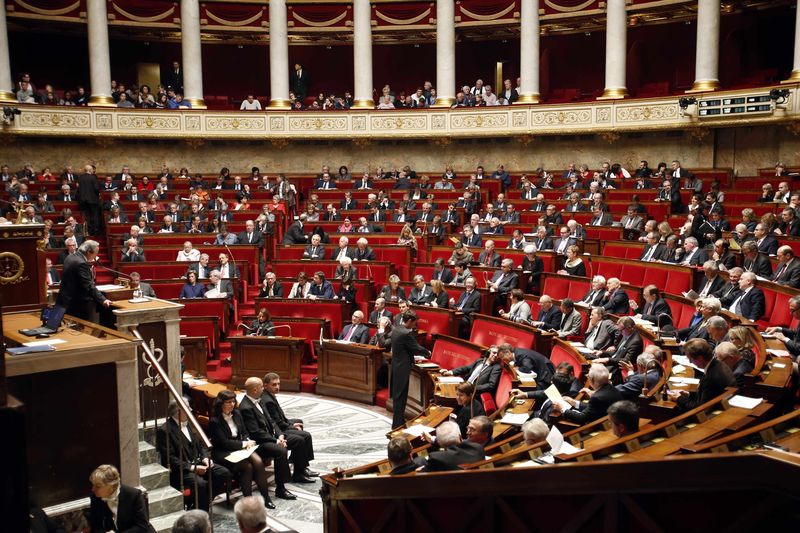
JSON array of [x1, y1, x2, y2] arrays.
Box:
[[380, 275, 406, 303], [180, 271, 206, 298], [454, 382, 485, 438], [208, 390, 274, 507], [426, 280, 450, 308]]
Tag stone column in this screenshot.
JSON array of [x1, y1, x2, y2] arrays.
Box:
[[599, 0, 628, 99], [433, 0, 456, 107], [87, 0, 114, 106], [268, 0, 291, 108], [689, 0, 720, 92], [783, 1, 800, 82], [0, 2, 14, 103], [351, 0, 374, 108], [180, 0, 205, 108], [517, 0, 540, 104]]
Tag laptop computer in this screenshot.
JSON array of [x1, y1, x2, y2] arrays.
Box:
[[19, 305, 66, 336]]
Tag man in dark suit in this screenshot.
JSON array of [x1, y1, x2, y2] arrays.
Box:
[[530, 295, 562, 331], [499, 344, 554, 387], [655, 179, 682, 213], [261, 373, 318, 480], [239, 378, 306, 495], [616, 353, 663, 400], [631, 285, 673, 329], [477, 240, 501, 267], [283, 214, 307, 245], [338, 311, 370, 343], [408, 275, 433, 305], [340, 191, 359, 210], [718, 268, 744, 306], [444, 348, 502, 397], [164, 60, 184, 93], [292, 63, 310, 101], [593, 317, 643, 385], [555, 363, 623, 425], [579, 276, 607, 306], [589, 207, 614, 227], [56, 240, 111, 322], [754, 223, 779, 256], [156, 401, 231, 511], [696, 261, 726, 298], [77, 164, 101, 235], [369, 298, 393, 324], [668, 339, 736, 412], [726, 272, 765, 321], [639, 232, 668, 262], [449, 276, 482, 338], [461, 226, 482, 247], [487, 258, 518, 308], [679, 237, 708, 266], [238, 219, 264, 248], [601, 278, 630, 315], [390, 311, 431, 428], [771, 245, 800, 288], [741, 241, 773, 278], [431, 259, 454, 283], [421, 421, 485, 472], [88, 464, 153, 532], [777, 207, 800, 237], [387, 437, 421, 475]]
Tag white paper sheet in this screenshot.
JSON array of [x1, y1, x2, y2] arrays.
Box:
[[767, 349, 791, 358], [499, 413, 529, 425], [437, 376, 464, 384], [668, 376, 700, 385], [728, 395, 764, 409], [403, 425, 434, 437], [23, 338, 66, 347], [225, 447, 258, 463]]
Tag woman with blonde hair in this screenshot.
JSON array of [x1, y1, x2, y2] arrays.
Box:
[[558, 245, 587, 277], [397, 224, 418, 256], [427, 279, 449, 308]]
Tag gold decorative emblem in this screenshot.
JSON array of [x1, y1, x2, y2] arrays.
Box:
[[0, 252, 25, 284]]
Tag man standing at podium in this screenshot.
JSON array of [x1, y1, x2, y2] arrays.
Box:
[[390, 311, 431, 428], [56, 240, 111, 323]]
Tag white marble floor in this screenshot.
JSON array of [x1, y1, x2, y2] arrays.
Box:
[[210, 392, 392, 533]]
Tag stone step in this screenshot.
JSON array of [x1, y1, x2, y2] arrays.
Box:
[[139, 440, 159, 465], [146, 485, 184, 518], [149, 510, 186, 533], [140, 462, 171, 491]]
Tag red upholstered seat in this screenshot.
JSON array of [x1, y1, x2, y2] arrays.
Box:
[[550, 342, 586, 380], [567, 280, 589, 301], [619, 264, 645, 286], [542, 276, 570, 300], [470, 315, 536, 350], [761, 288, 792, 328], [256, 298, 348, 336], [429, 335, 482, 370], [664, 270, 692, 296], [481, 367, 514, 416]]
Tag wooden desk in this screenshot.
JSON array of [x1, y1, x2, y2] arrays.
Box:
[[317, 340, 385, 404], [181, 335, 208, 376], [386, 404, 454, 443], [3, 312, 140, 507], [491, 399, 535, 440], [386, 363, 438, 419], [229, 335, 305, 391]]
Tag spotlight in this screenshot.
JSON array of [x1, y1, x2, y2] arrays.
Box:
[[2, 106, 21, 126], [770, 88, 790, 104]]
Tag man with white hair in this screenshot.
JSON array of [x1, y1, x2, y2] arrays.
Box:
[[616, 353, 662, 400], [530, 295, 561, 330], [334, 235, 354, 261], [172, 510, 211, 533], [338, 310, 369, 344], [234, 496, 268, 533], [714, 341, 753, 389], [726, 271, 765, 321], [553, 363, 622, 425], [680, 237, 707, 266], [487, 258, 518, 301], [176, 241, 200, 262], [121, 238, 145, 262], [521, 419, 549, 446], [601, 277, 629, 315], [422, 421, 485, 472], [477, 240, 501, 267], [579, 276, 607, 306], [205, 270, 232, 299]]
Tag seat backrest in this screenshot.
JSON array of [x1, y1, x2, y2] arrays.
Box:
[[470, 315, 536, 350], [430, 336, 482, 370], [550, 342, 586, 380]]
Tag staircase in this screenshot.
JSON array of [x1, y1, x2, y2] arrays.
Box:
[[138, 423, 186, 532]]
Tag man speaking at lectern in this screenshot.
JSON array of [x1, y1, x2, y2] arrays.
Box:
[[56, 240, 111, 323], [390, 311, 431, 429]]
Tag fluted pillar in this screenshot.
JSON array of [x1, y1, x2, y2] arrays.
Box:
[[517, 0, 540, 104], [598, 0, 628, 99], [783, 1, 800, 83], [0, 2, 14, 103], [689, 0, 720, 92], [433, 0, 456, 108], [87, 0, 114, 106], [268, 0, 290, 108], [180, 0, 205, 108], [352, 0, 374, 108]]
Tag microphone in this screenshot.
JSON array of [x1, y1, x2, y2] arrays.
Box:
[[223, 242, 238, 278], [656, 313, 672, 338], [94, 261, 131, 280], [271, 324, 293, 337]]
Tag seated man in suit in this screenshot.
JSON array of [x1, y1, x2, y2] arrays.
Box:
[[680, 237, 708, 266], [630, 284, 673, 329], [552, 363, 623, 425], [498, 343, 554, 388], [578, 276, 607, 307], [448, 276, 482, 338], [121, 238, 145, 263], [261, 373, 318, 480], [616, 352, 662, 400], [156, 401, 232, 511], [303, 233, 326, 260], [555, 298, 583, 338], [487, 258, 518, 310], [754, 223, 779, 256], [387, 437, 421, 475], [422, 421, 485, 472], [714, 341, 754, 390], [771, 245, 800, 288], [601, 277, 630, 315], [431, 258, 454, 283], [354, 237, 376, 261], [619, 205, 645, 232], [591, 316, 643, 385], [128, 272, 156, 298], [741, 240, 774, 278], [726, 271, 765, 321], [639, 232, 668, 262], [334, 256, 358, 282], [338, 310, 370, 343], [217, 253, 239, 279], [204, 270, 232, 299], [88, 464, 152, 532], [695, 260, 726, 298], [477, 240, 502, 267], [667, 338, 736, 412], [308, 271, 334, 299], [607, 400, 640, 438], [589, 206, 614, 227], [530, 295, 562, 331], [531, 226, 553, 251], [442, 345, 502, 396], [369, 297, 393, 323], [408, 275, 434, 305]]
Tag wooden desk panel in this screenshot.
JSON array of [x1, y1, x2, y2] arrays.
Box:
[[229, 335, 305, 391], [317, 340, 384, 404]]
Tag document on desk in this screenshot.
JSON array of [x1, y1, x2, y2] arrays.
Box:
[[668, 376, 700, 385], [728, 395, 764, 410], [7, 345, 56, 355], [499, 413, 529, 425], [437, 376, 464, 384], [23, 338, 66, 347], [546, 426, 581, 455], [516, 371, 537, 383], [403, 425, 434, 437], [225, 447, 258, 463], [96, 284, 123, 292], [767, 348, 791, 358]]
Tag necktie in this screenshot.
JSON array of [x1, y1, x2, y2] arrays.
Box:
[[344, 325, 356, 341], [626, 218, 633, 229], [775, 263, 787, 280], [730, 291, 746, 314], [585, 290, 595, 304], [643, 247, 654, 261]]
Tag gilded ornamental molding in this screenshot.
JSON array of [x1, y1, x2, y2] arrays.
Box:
[[3, 86, 799, 141]]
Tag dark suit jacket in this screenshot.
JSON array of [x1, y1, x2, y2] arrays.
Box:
[[616, 369, 663, 400], [579, 288, 606, 306], [431, 267, 454, 283], [55, 252, 106, 319], [743, 254, 774, 278], [562, 384, 623, 425], [369, 309, 393, 323], [757, 236, 779, 256], [640, 298, 672, 326], [380, 285, 406, 302], [423, 441, 485, 472], [238, 231, 264, 247], [76, 173, 99, 205], [585, 319, 618, 351], [455, 399, 485, 438], [353, 247, 376, 261], [535, 306, 562, 331], [409, 286, 434, 305], [283, 222, 306, 245], [490, 270, 518, 296], [736, 286, 766, 321], [239, 396, 282, 444], [156, 418, 209, 480], [514, 349, 554, 386], [451, 359, 502, 395], [260, 391, 299, 432], [339, 323, 370, 344], [677, 358, 736, 412], [639, 244, 668, 262], [88, 484, 153, 533], [602, 289, 630, 315], [698, 275, 726, 297], [208, 411, 251, 464], [772, 259, 800, 288], [532, 236, 553, 251], [453, 290, 481, 316]]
